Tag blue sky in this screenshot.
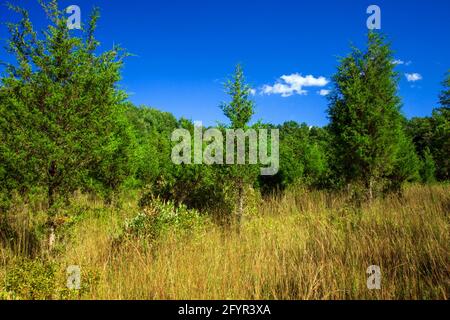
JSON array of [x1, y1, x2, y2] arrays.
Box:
[[1, 0, 449, 126]]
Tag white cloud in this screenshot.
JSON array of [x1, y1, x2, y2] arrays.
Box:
[[393, 59, 412, 66], [262, 73, 329, 97], [318, 89, 331, 96], [405, 73, 422, 82], [249, 88, 256, 96]]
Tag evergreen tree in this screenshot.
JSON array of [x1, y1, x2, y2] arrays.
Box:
[[221, 64, 255, 130], [0, 1, 133, 211], [219, 64, 258, 227], [327, 33, 418, 199]]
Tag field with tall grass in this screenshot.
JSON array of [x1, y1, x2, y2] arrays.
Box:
[[1, 184, 449, 300]]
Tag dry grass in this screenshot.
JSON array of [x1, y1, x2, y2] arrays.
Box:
[[1, 184, 449, 300]]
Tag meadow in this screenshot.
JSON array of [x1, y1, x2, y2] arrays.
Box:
[[1, 184, 448, 300]]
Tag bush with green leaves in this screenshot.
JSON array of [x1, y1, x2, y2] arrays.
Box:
[[3, 259, 56, 300], [125, 200, 209, 241], [1, 258, 100, 300], [261, 122, 331, 192]]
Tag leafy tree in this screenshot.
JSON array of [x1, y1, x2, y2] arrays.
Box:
[[407, 72, 450, 182], [275, 122, 308, 189], [86, 104, 137, 202], [420, 148, 436, 183], [0, 1, 133, 212], [386, 129, 420, 192], [125, 104, 178, 187], [407, 117, 434, 158], [327, 33, 418, 199], [135, 115, 237, 225], [263, 122, 329, 191]]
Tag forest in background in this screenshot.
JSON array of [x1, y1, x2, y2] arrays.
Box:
[[0, 1, 448, 300]]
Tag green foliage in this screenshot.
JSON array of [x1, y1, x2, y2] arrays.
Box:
[[0, 1, 134, 209], [138, 64, 262, 223], [407, 78, 449, 182], [385, 130, 421, 192], [430, 107, 450, 181], [2, 258, 99, 300], [125, 104, 179, 187], [135, 116, 234, 217], [125, 199, 208, 240], [85, 104, 138, 201], [267, 122, 330, 190], [218, 65, 260, 225], [327, 32, 419, 197], [420, 148, 436, 183], [3, 259, 57, 300], [220, 64, 255, 129]]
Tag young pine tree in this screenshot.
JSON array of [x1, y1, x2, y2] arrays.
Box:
[[219, 64, 257, 228], [327, 33, 418, 199]]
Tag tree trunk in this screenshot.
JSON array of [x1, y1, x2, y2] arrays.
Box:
[[47, 161, 57, 251], [368, 178, 374, 203], [48, 226, 56, 251]]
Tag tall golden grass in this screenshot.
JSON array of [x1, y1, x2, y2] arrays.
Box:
[[1, 184, 449, 300]]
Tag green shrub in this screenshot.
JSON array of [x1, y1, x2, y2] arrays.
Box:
[[2, 259, 100, 300], [4, 259, 57, 300], [125, 199, 208, 241]]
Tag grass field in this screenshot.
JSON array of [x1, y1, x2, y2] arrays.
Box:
[[1, 184, 449, 300]]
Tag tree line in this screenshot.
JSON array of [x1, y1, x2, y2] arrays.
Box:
[[0, 1, 448, 225]]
